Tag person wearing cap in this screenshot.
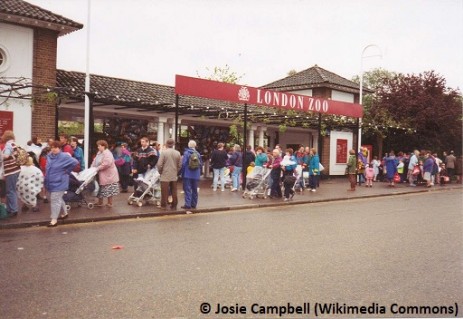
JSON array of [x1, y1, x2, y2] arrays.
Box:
[[156, 138, 182, 209]]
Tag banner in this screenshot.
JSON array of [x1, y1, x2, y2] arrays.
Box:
[[175, 75, 363, 118]]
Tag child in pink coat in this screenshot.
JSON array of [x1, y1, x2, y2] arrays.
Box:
[[365, 163, 375, 187]]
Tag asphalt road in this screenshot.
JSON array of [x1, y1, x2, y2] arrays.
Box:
[[0, 189, 462, 319]]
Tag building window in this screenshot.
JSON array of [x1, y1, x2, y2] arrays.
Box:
[[0, 46, 10, 73]]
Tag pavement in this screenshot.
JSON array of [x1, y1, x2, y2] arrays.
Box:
[[1, 177, 462, 229]]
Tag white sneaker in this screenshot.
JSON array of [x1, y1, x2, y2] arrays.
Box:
[[221, 189, 225, 192], [311, 189, 316, 192], [213, 189, 217, 192], [231, 188, 237, 192]]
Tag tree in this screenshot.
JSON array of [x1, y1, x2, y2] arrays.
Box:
[[352, 68, 398, 157], [196, 64, 244, 84], [368, 71, 462, 154], [287, 69, 297, 76]]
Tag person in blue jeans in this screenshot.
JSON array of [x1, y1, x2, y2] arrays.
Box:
[[308, 148, 320, 192], [1, 130, 21, 217], [210, 142, 228, 191], [180, 140, 202, 211], [229, 144, 242, 192]]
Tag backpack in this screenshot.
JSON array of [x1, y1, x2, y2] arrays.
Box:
[[14, 146, 29, 166], [188, 151, 200, 170]]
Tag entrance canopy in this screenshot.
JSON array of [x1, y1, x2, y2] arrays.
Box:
[[175, 75, 363, 118]]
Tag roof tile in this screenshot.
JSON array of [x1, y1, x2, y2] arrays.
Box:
[[261, 65, 363, 93], [0, 0, 83, 34]]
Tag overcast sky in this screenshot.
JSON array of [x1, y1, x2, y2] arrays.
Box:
[[28, 0, 463, 90]]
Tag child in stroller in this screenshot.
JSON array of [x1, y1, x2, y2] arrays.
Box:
[[242, 166, 271, 199], [128, 168, 161, 207], [63, 167, 98, 211]]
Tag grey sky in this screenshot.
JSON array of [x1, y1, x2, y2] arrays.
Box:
[[28, 0, 463, 90]]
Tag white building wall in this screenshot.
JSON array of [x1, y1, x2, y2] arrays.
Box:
[[277, 129, 316, 150], [331, 90, 354, 103], [291, 88, 313, 96], [329, 130, 354, 175], [0, 22, 33, 145]]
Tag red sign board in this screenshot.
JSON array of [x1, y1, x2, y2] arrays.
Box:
[[0, 111, 13, 137], [336, 139, 348, 163], [175, 75, 363, 118]]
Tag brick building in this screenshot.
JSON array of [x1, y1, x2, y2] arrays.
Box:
[[0, 0, 82, 144]]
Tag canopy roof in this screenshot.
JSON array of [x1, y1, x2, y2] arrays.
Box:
[[55, 69, 359, 130]]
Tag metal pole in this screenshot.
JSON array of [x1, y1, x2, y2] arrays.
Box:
[[175, 94, 179, 145], [318, 113, 322, 162], [356, 117, 360, 184], [84, 93, 95, 167], [242, 103, 248, 190], [54, 102, 59, 140], [83, 0, 92, 169], [359, 44, 382, 155]]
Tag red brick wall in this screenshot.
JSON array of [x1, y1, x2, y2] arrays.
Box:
[[31, 28, 58, 140], [321, 136, 330, 174]]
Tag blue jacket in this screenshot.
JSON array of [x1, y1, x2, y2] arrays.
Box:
[[255, 153, 268, 167], [73, 146, 85, 171], [180, 148, 202, 180], [385, 156, 398, 179], [283, 155, 297, 172], [45, 152, 78, 192], [309, 154, 320, 176], [229, 151, 243, 167]]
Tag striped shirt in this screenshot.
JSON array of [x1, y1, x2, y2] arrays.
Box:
[[3, 141, 21, 176]]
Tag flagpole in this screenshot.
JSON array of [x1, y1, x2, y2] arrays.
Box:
[[84, 0, 92, 168]]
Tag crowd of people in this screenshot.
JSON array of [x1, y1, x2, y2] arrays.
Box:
[[1, 130, 461, 226], [346, 147, 459, 191]]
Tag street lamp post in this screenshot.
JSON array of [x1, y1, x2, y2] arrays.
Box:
[[84, 0, 92, 169], [358, 44, 382, 152]]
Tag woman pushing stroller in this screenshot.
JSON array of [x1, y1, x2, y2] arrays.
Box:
[[91, 140, 119, 207]]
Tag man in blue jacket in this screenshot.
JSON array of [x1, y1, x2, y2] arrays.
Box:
[[180, 140, 202, 212]]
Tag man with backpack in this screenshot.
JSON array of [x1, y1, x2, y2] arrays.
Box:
[[180, 140, 202, 213]]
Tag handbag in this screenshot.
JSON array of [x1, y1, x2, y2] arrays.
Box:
[[319, 163, 325, 172], [393, 173, 401, 183], [412, 165, 420, 176]]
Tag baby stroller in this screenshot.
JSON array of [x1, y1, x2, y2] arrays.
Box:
[[293, 165, 304, 193], [242, 167, 271, 199], [63, 167, 98, 212], [128, 168, 161, 207], [223, 167, 233, 189]]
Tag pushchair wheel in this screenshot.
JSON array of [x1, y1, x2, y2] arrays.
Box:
[[128, 200, 133, 205], [65, 204, 71, 212], [87, 203, 94, 209], [137, 201, 143, 207]]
